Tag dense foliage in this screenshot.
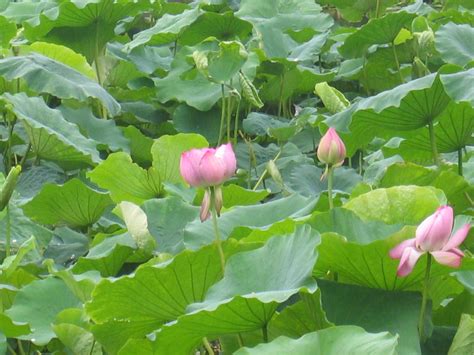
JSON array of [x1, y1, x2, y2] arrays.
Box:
[[0, 0, 473, 354]]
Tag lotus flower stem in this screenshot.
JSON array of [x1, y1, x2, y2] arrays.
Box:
[[392, 42, 404, 84], [210, 187, 226, 275], [202, 337, 214, 355], [428, 121, 440, 166], [327, 166, 334, 210], [418, 253, 432, 342], [458, 148, 463, 176], [233, 99, 241, 144], [218, 84, 226, 145], [5, 206, 11, 257], [226, 94, 233, 143]]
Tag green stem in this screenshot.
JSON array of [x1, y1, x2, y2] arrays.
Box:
[[19, 143, 31, 168], [359, 150, 363, 175], [375, 0, 381, 17], [202, 337, 214, 355], [226, 94, 233, 143], [252, 149, 282, 191], [5, 205, 11, 257], [210, 187, 225, 275], [233, 98, 241, 144], [218, 84, 226, 145], [458, 148, 463, 176], [428, 121, 440, 166], [362, 55, 370, 96], [262, 324, 268, 343], [418, 253, 432, 343], [327, 165, 334, 210], [17, 340, 25, 355], [392, 42, 404, 84], [278, 76, 284, 117]]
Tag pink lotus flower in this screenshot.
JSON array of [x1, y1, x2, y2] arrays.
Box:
[[180, 143, 236, 188], [180, 143, 236, 222], [317, 127, 346, 167], [390, 205, 471, 277]]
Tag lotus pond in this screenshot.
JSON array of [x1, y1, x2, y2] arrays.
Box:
[[0, 0, 473, 354]]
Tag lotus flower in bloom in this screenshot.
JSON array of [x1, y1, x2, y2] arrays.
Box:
[[317, 127, 346, 167], [390, 205, 471, 277], [180, 143, 236, 221]]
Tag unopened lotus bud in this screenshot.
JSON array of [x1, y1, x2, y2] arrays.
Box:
[[200, 189, 211, 222], [317, 128, 346, 167], [213, 186, 223, 217]]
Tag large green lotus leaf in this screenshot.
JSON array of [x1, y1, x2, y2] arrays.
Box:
[[58, 105, 130, 153], [88, 152, 161, 204], [433, 291, 474, 327], [0, 313, 31, 339], [236, 0, 333, 59], [184, 194, 316, 249], [344, 185, 446, 225], [0, 15, 15, 47], [153, 45, 221, 111], [309, 208, 403, 245], [172, 104, 220, 145], [221, 185, 269, 208], [207, 41, 248, 84], [14, 165, 66, 203], [72, 233, 136, 277], [338, 11, 416, 58], [326, 74, 451, 155], [236, 326, 397, 355], [0, 202, 53, 252], [179, 11, 253, 46], [21, 178, 113, 228], [319, 280, 420, 354], [152, 226, 319, 354], [151, 133, 208, 184], [28, 41, 96, 79], [22, 0, 152, 62], [44, 227, 89, 266], [379, 163, 474, 214], [142, 196, 199, 254], [0, 55, 120, 116], [3, 93, 101, 167], [126, 8, 200, 50], [259, 62, 336, 104], [5, 277, 81, 346], [86, 243, 229, 353], [268, 290, 332, 339], [395, 101, 474, 157], [436, 22, 474, 67], [448, 314, 474, 355], [440, 68, 474, 107]]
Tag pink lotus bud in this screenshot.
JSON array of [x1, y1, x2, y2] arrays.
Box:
[[389, 205, 471, 277], [200, 189, 211, 222], [317, 128, 346, 167], [180, 143, 236, 187]]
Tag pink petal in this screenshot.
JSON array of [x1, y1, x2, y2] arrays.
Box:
[[416, 205, 453, 252], [397, 247, 424, 277], [216, 143, 236, 179], [389, 238, 416, 259], [430, 250, 463, 268], [180, 149, 207, 187], [199, 150, 227, 186], [443, 224, 471, 251]]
